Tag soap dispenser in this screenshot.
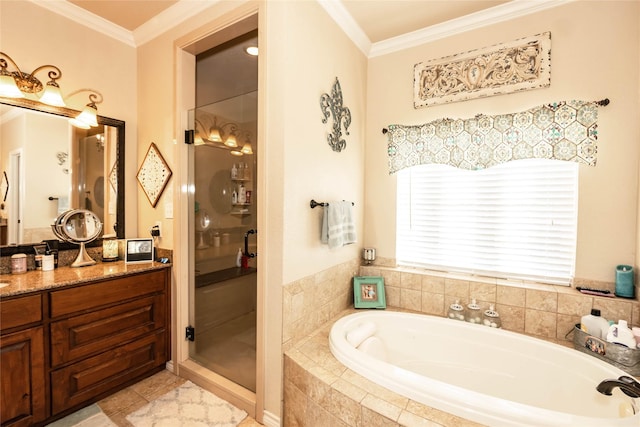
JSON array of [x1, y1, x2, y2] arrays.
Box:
[[483, 304, 501, 328]]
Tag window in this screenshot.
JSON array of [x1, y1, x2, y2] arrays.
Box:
[[396, 159, 578, 285]]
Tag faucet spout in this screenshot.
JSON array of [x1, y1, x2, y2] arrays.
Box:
[[597, 376, 640, 398]]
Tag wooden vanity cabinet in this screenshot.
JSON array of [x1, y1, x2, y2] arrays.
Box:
[[0, 294, 46, 427], [48, 268, 170, 417], [0, 266, 170, 425]]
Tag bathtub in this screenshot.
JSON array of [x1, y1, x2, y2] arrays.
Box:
[[329, 311, 640, 427]]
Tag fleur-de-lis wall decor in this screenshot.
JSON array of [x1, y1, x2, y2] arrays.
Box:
[[320, 77, 351, 152]]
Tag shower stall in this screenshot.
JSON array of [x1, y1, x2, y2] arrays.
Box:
[[187, 30, 258, 393]]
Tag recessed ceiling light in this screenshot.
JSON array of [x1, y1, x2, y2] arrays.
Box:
[[245, 46, 259, 56]]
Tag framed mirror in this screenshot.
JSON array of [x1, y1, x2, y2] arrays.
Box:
[[0, 97, 124, 252]]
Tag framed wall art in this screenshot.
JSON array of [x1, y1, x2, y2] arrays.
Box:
[[137, 142, 172, 208], [353, 276, 386, 309], [414, 32, 551, 108]]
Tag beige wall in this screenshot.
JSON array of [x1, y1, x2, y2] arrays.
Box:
[[365, 1, 640, 283], [0, 0, 138, 239], [4, 0, 639, 423], [137, 0, 366, 419]]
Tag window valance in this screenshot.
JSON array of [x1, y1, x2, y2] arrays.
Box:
[[386, 100, 603, 174]]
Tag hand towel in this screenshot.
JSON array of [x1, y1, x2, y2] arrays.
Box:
[[346, 321, 377, 347], [321, 200, 356, 249], [57, 196, 70, 215]]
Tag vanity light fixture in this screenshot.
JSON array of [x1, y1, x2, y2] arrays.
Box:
[[0, 51, 64, 106], [0, 52, 103, 129], [224, 131, 238, 148], [245, 46, 259, 56], [67, 91, 102, 129], [193, 119, 205, 145], [241, 134, 254, 155], [194, 113, 254, 156]]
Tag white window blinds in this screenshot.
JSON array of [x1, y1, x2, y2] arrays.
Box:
[[396, 159, 578, 285]]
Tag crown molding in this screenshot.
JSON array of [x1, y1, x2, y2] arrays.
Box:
[[28, 0, 136, 47], [317, 0, 371, 56], [30, 0, 573, 56], [133, 0, 221, 47], [368, 0, 574, 58], [27, 0, 217, 48]]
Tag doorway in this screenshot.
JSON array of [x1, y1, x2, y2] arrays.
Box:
[[187, 28, 258, 393]]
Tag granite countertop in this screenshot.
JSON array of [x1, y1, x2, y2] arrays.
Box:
[[0, 261, 171, 298]]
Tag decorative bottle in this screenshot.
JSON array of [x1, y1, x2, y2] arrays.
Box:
[[238, 184, 246, 204]]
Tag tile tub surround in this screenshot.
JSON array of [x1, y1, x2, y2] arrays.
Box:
[[282, 258, 360, 352], [284, 308, 486, 427], [360, 265, 640, 345]]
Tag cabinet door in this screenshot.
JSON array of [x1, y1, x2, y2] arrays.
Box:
[[0, 327, 46, 426], [50, 330, 166, 415], [51, 294, 166, 367]]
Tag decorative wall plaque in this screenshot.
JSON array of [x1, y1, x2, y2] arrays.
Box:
[[320, 77, 351, 152], [137, 142, 172, 207], [414, 32, 551, 108]]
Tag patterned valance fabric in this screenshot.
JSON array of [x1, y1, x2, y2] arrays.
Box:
[[386, 100, 600, 174]]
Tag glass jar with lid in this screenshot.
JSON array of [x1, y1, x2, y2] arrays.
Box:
[[448, 299, 465, 321], [483, 304, 501, 328], [466, 298, 482, 324]]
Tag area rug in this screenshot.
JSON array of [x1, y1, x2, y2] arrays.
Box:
[[45, 404, 116, 427], [126, 381, 247, 427]]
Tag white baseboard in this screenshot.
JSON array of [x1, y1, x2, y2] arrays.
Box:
[[262, 410, 280, 427]]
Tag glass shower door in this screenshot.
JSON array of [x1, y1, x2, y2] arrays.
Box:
[[188, 92, 257, 392]]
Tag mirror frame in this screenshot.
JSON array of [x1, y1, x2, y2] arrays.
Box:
[[0, 96, 125, 251]]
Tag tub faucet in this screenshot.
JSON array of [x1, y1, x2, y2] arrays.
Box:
[[597, 376, 640, 398]]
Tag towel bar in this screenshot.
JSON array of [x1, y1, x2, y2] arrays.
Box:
[[310, 199, 354, 209]]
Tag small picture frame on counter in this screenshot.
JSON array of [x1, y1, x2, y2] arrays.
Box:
[[353, 276, 386, 309]]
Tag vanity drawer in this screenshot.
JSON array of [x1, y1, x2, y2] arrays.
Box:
[[50, 294, 166, 367], [0, 294, 42, 332], [50, 330, 166, 415], [49, 269, 166, 318]]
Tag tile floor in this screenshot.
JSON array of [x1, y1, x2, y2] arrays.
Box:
[[96, 369, 262, 426]]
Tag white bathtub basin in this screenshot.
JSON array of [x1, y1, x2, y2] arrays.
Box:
[[330, 310, 640, 427]]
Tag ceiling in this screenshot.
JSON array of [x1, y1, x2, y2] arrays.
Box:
[[67, 0, 510, 44]]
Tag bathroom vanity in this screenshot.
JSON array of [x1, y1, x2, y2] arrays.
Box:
[[0, 262, 171, 426]]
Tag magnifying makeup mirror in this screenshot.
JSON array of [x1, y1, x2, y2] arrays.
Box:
[[52, 209, 103, 267]]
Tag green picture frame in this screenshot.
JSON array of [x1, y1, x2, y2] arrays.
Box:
[[353, 276, 386, 309]]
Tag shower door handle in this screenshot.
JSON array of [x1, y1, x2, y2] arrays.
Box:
[[244, 229, 257, 258]]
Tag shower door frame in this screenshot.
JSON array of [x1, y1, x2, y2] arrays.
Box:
[[171, 5, 265, 422]]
